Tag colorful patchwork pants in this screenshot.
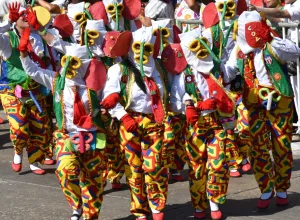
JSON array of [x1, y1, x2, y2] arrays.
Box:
[[102, 114, 124, 184], [236, 102, 251, 160], [54, 132, 106, 219], [120, 112, 168, 217], [1, 93, 52, 164], [248, 104, 294, 194], [166, 113, 187, 175], [185, 112, 236, 211]]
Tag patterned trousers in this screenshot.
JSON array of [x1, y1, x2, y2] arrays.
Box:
[[236, 102, 251, 160], [248, 103, 294, 194], [1, 93, 52, 164], [120, 112, 168, 217], [102, 115, 125, 184], [165, 113, 187, 175], [185, 112, 236, 211], [54, 132, 106, 219]]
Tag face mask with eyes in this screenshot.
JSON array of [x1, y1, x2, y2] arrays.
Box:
[[103, 0, 141, 31], [151, 19, 174, 58], [67, 2, 94, 42], [60, 45, 91, 85], [179, 28, 217, 74], [202, 0, 247, 29], [216, 0, 237, 21], [82, 20, 107, 58], [129, 26, 156, 77], [103, 0, 126, 31]]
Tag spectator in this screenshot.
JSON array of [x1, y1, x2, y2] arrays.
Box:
[[140, 0, 174, 26], [175, 0, 202, 32], [34, 0, 63, 13]]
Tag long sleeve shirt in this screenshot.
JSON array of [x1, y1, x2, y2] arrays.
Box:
[[222, 37, 300, 86], [103, 63, 165, 120], [21, 56, 98, 133], [170, 68, 215, 116]]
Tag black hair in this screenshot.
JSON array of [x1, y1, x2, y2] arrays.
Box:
[[123, 58, 147, 94]]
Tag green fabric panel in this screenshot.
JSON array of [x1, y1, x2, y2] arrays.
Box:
[[6, 31, 30, 89], [120, 62, 129, 106], [89, 89, 104, 129], [263, 44, 293, 97], [124, 19, 131, 31]]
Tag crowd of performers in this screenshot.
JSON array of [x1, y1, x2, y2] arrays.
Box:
[[1, 0, 300, 219]]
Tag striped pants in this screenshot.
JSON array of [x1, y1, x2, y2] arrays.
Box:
[[120, 112, 168, 218], [248, 104, 294, 194], [1, 93, 52, 164], [185, 112, 236, 211], [54, 132, 106, 219]]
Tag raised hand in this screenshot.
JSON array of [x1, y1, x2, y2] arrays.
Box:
[[25, 6, 41, 30], [18, 27, 31, 52], [8, 2, 21, 23]]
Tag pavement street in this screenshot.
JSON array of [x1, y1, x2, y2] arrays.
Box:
[[0, 110, 300, 220]]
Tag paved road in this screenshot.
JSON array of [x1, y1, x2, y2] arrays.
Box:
[[0, 111, 300, 220]]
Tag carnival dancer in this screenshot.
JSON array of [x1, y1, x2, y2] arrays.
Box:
[[102, 26, 169, 220], [230, 77, 252, 175], [223, 11, 300, 209], [20, 7, 108, 219], [201, 0, 248, 177], [0, 3, 55, 174], [162, 27, 238, 220], [151, 19, 187, 182]]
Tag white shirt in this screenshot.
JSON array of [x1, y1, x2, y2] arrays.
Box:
[[145, 0, 174, 19], [286, 0, 300, 22], [223, 38, 300, 86], [0, 20, 13, 60], [103, 63, 165, 120], [170, 68, 214, 115], [51, 0, 66, 9], [21, 56, 98, 133], [284, 2, 300, 43]]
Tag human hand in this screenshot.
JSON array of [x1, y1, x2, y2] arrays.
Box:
[[8, 2, 21, 23], [25, 6, 41, 30]]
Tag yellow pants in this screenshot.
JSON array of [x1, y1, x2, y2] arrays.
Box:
[[1, 93, 52, 164]]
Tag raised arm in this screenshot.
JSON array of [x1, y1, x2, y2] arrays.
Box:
[[19, 28, 55, 90]]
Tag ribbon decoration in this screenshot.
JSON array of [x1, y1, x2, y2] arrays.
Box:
[[53, 56, 70, 130]]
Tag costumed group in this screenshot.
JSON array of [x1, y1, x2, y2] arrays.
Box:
[[0, 0, 299, 219]]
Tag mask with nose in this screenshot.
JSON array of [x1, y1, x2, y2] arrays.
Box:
[[179, 27, 219, 74], [82, 20, 107, 58], [102, 0, 141, 31], [202, 0, 247, 29], [129, 26, 156, 77], [151, 19, 182, 58]]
